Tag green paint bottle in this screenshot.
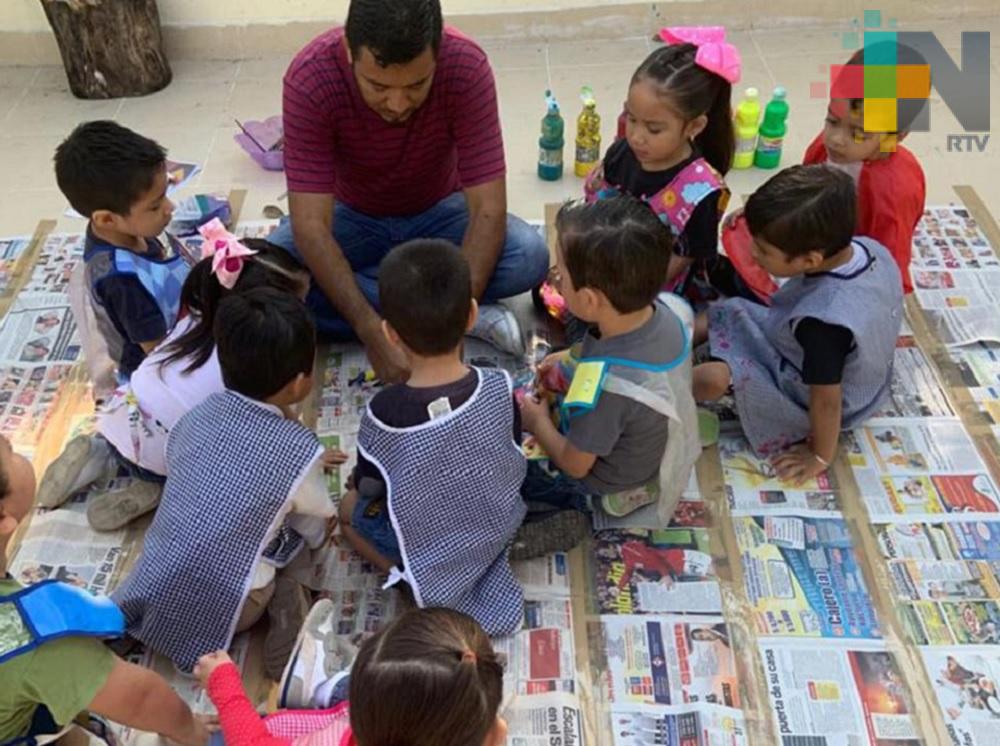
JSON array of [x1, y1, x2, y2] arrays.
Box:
[[538, 89, 564, 181], [754, 86, 789, 169]]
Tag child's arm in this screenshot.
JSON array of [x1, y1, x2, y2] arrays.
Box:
[[196, 652, 290, 746], [520, 395, 596, 479], [88, 658, 210, 746], [772, 383, 842, 484]]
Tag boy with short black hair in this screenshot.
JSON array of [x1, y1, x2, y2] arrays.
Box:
[[518, 196, 699, 528], [695, 165, 903, 483], [0, 436, 209, 745], [339, 239, 528, 637], [55, 120, 188, 379], [113, 288, 341, 678]]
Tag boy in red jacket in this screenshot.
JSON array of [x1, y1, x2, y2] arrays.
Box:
[[719, 41, 927, 300]]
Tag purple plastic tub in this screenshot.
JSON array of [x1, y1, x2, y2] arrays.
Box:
[[234, 115, 284, 171]]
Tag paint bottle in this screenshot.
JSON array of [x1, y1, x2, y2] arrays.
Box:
[[537, 89, 564, 181], [754, 86, 789, 169], [732, 87, 761, 170], [574, 86, 601, 178]]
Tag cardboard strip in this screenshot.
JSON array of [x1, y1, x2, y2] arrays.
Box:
[[0, 220, 56, 318]]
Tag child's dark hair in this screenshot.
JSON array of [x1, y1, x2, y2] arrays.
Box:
[[349, 607, 503, 746], [840, 42, 929, 134], [160, 240, 307, 374], [214, 287, 315, 401], [54, 121, 166, 218], [556, 196, 673, 313], [632, 44, 735, 175], [745, 165, 856, 259], [346, 0, 443, 66], [379, 240, 471, 356]]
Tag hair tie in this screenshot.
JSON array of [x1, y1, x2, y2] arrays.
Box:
[[198, 218, 258, 290], [658, 26, 742, 84], [460, 649, 477, 664]]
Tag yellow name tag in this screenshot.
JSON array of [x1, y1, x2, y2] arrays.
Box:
[[563, 360, 606, 410]]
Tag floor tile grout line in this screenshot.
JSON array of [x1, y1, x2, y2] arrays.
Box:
[[749, 31, 778, 91]]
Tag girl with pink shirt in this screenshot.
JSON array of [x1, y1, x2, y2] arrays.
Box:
[[194, 607, 507, 746]]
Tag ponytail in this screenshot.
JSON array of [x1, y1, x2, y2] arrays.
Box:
[[159, 239, 306, 375], [632, 43, 735, 175]]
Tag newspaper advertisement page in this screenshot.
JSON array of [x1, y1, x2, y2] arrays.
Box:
[[923, 305, 1000, 346], [22, 233, 85, 294], [602, 615, 740, 708], [514, 552, 571, 597], [608, 703, 748, 746], [8, 509, 128, 596], [845, 421, 1000, 518], [913, 269, 1000, 309], [912, 206, 998, 270], [719, 436, 840, 515], [505, 692, 583, 746], [0, 363, 74, 452], [871, 339, 954, 419], [593, 528, 722, 615], [761, 639, 921, 746], [733, 514, 881, 638], [0, 236, 31, 296], [0, 293, 80, 365], [875, 521, 1000, 562], [949, 343, 1000, 389], [495, 598, 577, 698], [316, 347, 379, 433], [922, 646, 1000, 746]]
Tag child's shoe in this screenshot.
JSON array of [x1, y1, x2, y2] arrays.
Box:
[[601, 480, 660, 518], [37, 434, 114, 509], [510, 510, 589, 561], [265, 575, 313, 681], [86, 479, 163, 531], [279, 599, 359, 709], [468, 303, 525, 358]]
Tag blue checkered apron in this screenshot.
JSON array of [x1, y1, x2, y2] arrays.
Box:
[[112, 391, 322, 672], [358, 367, 528, 636]]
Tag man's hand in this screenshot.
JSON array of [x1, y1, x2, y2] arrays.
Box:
[[772, 443, 828, 486], [461, 179, 507, 299], [358, 320, 409, 383], [193, 651, 233, 687], [322, 448, 349, 469]]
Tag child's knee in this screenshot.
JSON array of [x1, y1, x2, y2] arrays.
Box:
[[693, 361, 731, 401]]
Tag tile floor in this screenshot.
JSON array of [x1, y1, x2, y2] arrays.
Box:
[[0, 18, 998, 238]]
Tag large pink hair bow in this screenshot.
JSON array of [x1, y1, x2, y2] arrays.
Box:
[[658, 26, 742, 84], [198, 218, 258, 290]]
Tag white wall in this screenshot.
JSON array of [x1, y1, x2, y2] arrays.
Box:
[[2, 0, 645, 33]]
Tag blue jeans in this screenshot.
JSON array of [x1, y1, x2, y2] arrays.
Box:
[[520, 461, 594, 519], [266, 193, 550, 339]]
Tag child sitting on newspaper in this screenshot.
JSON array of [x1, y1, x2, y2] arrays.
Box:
[[714, 41, 927, 301], [35, 230, 309, 532], [0, 435, 211, 746], [518, 196, 699, 540], [193, 605, 508, 746], [55, 121, 190, 381], [38, 227, 309, 531], [338, 240, 527, 637], [113, 287, 343, 679], [694, 165, 903, 482]]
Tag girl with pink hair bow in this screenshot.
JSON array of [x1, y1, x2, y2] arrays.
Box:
[[538, 27, 741, 329]]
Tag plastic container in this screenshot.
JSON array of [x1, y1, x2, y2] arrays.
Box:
[[754, 87, 789, 169], [732, 87, 761, 170], [538, 90, 565, 181], [574, 86, 601, 178]]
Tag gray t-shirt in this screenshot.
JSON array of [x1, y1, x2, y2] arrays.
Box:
[[567, 303, 685, 494]]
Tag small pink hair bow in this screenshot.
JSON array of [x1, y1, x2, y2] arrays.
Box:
[[658, 26, 742, 84], [198, 218, 257, 290]]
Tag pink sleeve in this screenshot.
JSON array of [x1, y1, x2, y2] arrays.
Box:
[[451, 56, 506, 188], [207, 663, 293, 746]]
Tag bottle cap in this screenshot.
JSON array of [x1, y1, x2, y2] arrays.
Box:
[[545, 89, 559, 113], [773, 86, 787, 99], [745, 86, 759, 98], [580, 85, 596, 107]]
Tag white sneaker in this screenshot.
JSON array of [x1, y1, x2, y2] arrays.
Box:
[[278, 599, 359, 709], [468, 304, 525, 358], [37, 434, 114, 509]]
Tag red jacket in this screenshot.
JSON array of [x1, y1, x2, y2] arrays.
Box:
[[803, 133, 925, 294]]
